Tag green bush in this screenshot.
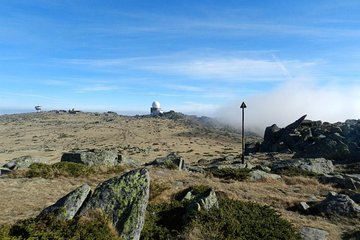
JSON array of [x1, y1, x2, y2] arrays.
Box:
[[189, 198, 301, 240], [210, 168, 251, 181], [142, 186, 301, 240], [272, 166, 319, 177], [11, 162, 125, 179], [0, 211, 122, 240], [25, 162, 94, 178]]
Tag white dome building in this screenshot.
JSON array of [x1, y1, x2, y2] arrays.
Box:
[[150, 101, 163, 115]]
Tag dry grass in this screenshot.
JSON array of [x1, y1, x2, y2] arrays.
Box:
[[0, 112, 358, 239]]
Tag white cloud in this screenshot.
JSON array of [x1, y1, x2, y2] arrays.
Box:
[[62, 55, 318, 83], [76, 85, 119, 93]]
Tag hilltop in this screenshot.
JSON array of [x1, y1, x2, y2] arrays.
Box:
[[0, 111, 359, 239]]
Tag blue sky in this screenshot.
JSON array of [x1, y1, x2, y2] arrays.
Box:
[[1, 0, 360, 119]]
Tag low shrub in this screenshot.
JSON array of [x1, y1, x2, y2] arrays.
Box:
[[189, 198, 301, 240], [209, 168, 251, 181], [273, 166, 319, 178], [0, 210, 122, 240], [10, 162, 125, 179], [142, 186, 301, 240]]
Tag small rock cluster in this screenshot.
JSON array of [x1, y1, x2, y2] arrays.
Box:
[[39, 168, 150, 240], [0, 155, 41, 175], [248, 115, 360, 162]]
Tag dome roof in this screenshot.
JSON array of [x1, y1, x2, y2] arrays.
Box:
[[152, 101, 161, 108]]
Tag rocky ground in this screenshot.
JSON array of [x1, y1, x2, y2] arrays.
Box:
[[0, 111, 359, 240]]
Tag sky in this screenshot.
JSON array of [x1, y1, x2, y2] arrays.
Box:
[[1, 0, 360, 129]]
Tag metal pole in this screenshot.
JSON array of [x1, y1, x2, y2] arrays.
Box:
[[240, 102, 247, 164], [242, 107, 245, 163]]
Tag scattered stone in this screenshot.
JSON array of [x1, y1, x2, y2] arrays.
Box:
[[297, 202, 310, 212], [38, 184, 91, 220], [300, 227, 329, 240], [186, 188, 218, 218], [61, 149, 119, 166], [319, 174, 360, 191], [272, 158, 334, 175], [3, 155, 40, 170], [146, 152, 185, 170], [79, 168, 150, 240], [249, 170, 282, 181]]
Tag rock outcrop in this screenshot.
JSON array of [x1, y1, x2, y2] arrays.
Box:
[[39, 184, 91, 220], [254, 116, 360, 162], [61, 149, 119, 166], [79, 168, 150, 240]]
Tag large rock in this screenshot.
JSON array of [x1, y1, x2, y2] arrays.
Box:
[[146, 152, 185, 170], [79, 168, 150, 240], [313, 192, 360, 215], [300, 227, 329, 240], [260, 115, 307, 152], [272, 158, 334, 175], [3, 155, 40, 170], [249, 170, 281, 181], [61, 149, 119, 166], [38, 184, 91, 220]]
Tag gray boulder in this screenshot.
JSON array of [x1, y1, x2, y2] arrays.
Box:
[[249, 170, 281, 181], [147, 152, 185, 170], [319, 174, 360, 191], [272, 158, 334, 175], [61, 149, 119, 166], [300, 227, 329, 240], [314, 192, 360, 215], [260, 115, 307, 152], [79, 168, 150, 240], [38, 184, 91, 220], [186, 188, 219, 218], [3, 155, 40, 170]]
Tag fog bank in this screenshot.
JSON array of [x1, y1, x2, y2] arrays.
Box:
[[216, 81, 360, 136]]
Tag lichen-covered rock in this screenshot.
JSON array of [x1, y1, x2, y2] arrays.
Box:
[[186, 188, 219, 217], [38, 184, 91, 220], [61, 149, 118, 166], [79, 168, 150, 240], [3, 155, 40, 170], [272, 158, 334, 175], [300, 227, 329, 240], [249, 170, 282, 181]]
